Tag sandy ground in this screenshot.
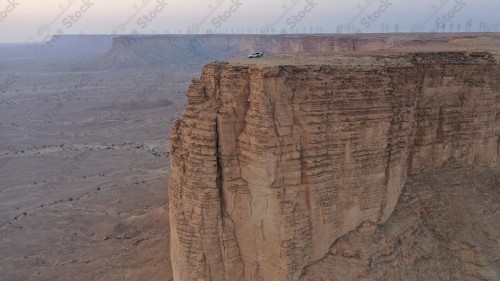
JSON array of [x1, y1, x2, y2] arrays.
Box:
[[0, 46, 200, 280]]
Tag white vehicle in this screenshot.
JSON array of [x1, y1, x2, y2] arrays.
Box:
[[248, 52, 264, 58]]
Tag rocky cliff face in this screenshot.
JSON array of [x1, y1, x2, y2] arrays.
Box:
[[168, 51, 500, 281], [105, 34, 451, 67], [300, 165, 500, 280]]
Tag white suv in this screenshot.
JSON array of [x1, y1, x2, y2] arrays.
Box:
[[248, 52, 264, 58]]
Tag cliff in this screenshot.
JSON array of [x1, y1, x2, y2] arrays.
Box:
[[103, 34, 452, 67], [168, 49, 500, 280]]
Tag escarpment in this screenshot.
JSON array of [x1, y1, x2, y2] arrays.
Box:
[[168, 51, 500, 281], [105, 34, 453, 67]]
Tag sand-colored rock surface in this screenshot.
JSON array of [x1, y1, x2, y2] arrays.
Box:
[[168, 46, 500, 280], [300, 165, 500, 281]]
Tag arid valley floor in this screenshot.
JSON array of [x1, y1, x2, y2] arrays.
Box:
[[0, 37, 196, 280]]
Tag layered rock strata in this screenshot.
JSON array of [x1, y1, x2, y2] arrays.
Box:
[[106, 34, 452, 66], [168, 51, 500, 281], [299, 165, 500, 280]]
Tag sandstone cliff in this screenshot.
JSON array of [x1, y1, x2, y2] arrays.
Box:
[[104, 34, 451, 67], [168, 50, 500, 281], [300, 165, 500, 280]]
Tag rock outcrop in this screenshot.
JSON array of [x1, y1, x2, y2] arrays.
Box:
[[168, 49, 500, 281]]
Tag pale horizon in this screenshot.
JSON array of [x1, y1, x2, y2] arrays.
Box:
[[0, 0, 499, 43]]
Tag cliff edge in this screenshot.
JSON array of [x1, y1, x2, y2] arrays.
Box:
[[168, 49, 500, 280]]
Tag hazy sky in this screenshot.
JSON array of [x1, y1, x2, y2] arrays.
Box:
[[0, 0, 499, 43]]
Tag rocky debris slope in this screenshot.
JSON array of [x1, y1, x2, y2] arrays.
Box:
[[168, 50, 500, 281], [300, 165, 500, 280]]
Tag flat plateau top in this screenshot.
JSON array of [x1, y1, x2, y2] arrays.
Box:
[[232, 54, 411, 67], [231, 39, 500, 67]]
